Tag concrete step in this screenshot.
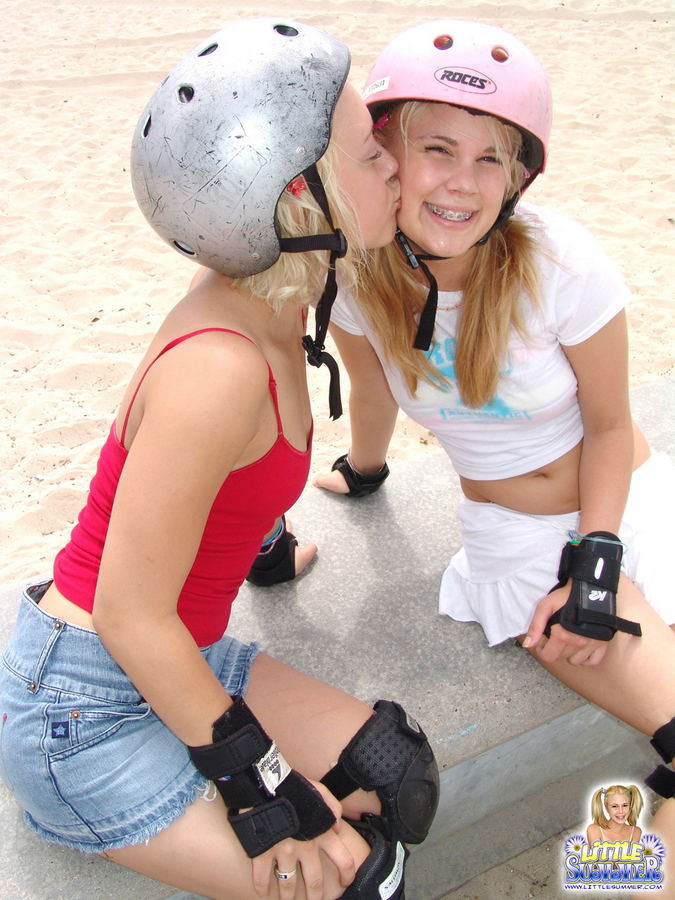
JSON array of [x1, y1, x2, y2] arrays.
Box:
[[1, 378, 672, 899]]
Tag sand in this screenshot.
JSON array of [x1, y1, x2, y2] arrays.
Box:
[[2, 0, 674, 580]]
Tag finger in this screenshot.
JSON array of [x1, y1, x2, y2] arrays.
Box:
[[251, 856, 274, 898], [318, 831, 357, 888], [297, 855, 324, 900], [273, 844, 301, 899], [523, 596, 560, 648], [293, 542, 318, 576], [311, 780, 344, 822], [581, 644, 608, 667], [533, 627, 569, 664], [314, 470, 350, 494], [566, 646, 592, 666]]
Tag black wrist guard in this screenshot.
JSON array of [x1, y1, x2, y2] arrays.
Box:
[[332, 453, 389, 497], [188, 696, 336, 857], [245, 516, 297, 587], [544, 531, 641, 641]]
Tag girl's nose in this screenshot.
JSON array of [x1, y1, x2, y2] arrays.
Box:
[[379, 144, 399, 180], [445, 159, 477, 193]]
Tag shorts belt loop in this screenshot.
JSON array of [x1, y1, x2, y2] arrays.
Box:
[[26, 618, 65, 693]]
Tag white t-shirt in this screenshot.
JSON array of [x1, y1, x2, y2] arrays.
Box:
[[330, 204, 630, 480]]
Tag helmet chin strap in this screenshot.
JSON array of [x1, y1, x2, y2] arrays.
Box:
[[398, 191, 520, 351], [395, 231, 441, 352], [279, 163, 347, 420]]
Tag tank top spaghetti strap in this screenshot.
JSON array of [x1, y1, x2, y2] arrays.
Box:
[[53, 325, 311, 645], [119, 327, 283, 446]]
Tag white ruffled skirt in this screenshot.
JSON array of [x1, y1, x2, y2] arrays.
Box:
[[439, 452, 675, 646]]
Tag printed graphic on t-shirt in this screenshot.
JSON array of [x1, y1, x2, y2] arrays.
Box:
[[426, 336, 533, 422]]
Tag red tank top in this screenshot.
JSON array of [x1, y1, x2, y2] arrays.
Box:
[[53, 329, 312, 645]]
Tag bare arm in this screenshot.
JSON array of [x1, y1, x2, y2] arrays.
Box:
[[526, 311, 635, 664], [93, 334, 269, 744], [315, 324, 398, 492], [565, 310, 633, 535]]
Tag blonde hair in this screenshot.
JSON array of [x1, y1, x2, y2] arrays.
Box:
[[357, 101, 540, 407], [233, 140, 369, 312], [590, 785, 644, 829]]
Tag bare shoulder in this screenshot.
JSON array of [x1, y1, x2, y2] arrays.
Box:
[[586, 823, 602, 843], [153, 327, 270, 417]]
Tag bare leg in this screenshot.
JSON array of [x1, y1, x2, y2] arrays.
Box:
[[245, 653, 381, 820], [529, 580, 675, 848], [104, 792, 369, 900], [104, 653, 379, 897]]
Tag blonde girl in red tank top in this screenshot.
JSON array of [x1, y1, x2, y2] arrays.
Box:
[[0, 19, 441, 900]]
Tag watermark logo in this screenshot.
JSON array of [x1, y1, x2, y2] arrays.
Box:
[[562, 833, 666, 891]]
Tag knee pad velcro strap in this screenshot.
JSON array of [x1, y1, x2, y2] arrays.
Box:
[[544, 531, 641, 642], [188, 697, 335, 857], [321, 699, 439, 844], [651, 717, 675, 764], [341, 815, 407, 899], [245, 516, 297, 587]]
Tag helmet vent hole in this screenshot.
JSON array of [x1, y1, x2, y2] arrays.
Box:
[[178, 85, 195, 103], [491, 46, 510, 63], [274, 24, 299, 38], [433, 35, 453, 50], [198, 43, 218, 57], [142, 114, 152, 138], [173, 240, 196, 256]]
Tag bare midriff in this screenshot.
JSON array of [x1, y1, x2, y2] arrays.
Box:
[[459, 422, 650, 514]]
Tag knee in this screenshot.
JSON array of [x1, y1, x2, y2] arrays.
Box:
[[321, 699, 440, 845]]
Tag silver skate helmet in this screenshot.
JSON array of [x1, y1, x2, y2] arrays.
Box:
[[131, 18, 351, 417], [131, 17, 350, 278]]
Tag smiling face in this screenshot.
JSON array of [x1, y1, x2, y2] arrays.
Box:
[[331, 83, 400, 249], [606, 792, 631, 826], [385, 101, 520, 284]]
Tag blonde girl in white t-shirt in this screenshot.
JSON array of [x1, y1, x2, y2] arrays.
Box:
[[315, 19, 675, 843]]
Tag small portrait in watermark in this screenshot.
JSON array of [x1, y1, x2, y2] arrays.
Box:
[[561, 782, 666, 891]]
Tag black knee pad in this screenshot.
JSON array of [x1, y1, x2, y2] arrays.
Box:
[[321, 699, 439, 844], [341, 815, 407, 899]]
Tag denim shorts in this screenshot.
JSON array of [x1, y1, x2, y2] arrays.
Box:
[[0, 580, 259, 852]]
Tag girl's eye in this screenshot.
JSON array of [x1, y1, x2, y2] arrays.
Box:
[[481, 155, 501, 164]]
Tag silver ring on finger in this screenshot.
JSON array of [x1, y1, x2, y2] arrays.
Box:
[[274, 866, 297, 881]]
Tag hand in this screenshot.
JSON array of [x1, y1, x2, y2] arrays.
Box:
[[523, 584, 609, 667], [313, 469, 350, 494], [251, 782, 355, 899]]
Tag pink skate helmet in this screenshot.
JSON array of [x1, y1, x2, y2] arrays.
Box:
[[364, 18, 552, 183], [363, 20, 552, 350]]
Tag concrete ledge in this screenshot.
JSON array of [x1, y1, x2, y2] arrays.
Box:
[[1, 378, 672, 899]]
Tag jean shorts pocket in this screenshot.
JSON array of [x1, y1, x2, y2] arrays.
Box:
[[45, 699, 152, 760], [44, 699, 192, 840]]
